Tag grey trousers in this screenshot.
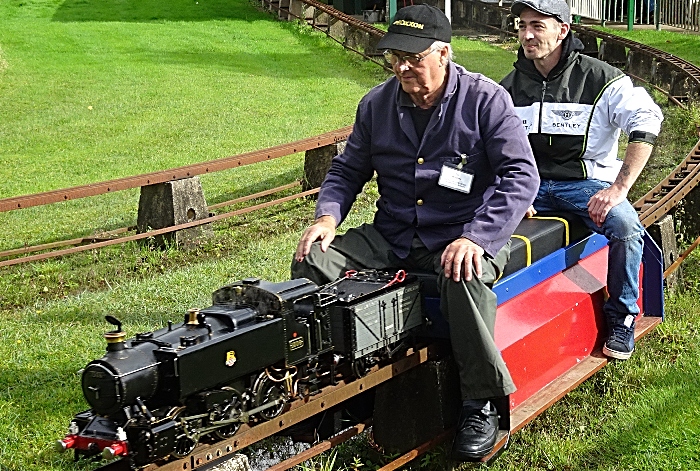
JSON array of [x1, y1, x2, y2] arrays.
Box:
[[291, 223, 516, 400]]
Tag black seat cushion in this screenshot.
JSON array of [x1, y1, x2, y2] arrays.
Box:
[[413, 213, 592, 297]]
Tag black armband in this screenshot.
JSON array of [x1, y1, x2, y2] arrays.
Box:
[[628, 131, 657, 145]]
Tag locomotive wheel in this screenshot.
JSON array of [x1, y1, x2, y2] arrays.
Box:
[[172, 433, 198, 459], [352, 357, 370, 378], [253, 373, 287, 421], [169, 409, 200, 458], [214, 389, 245, 439]]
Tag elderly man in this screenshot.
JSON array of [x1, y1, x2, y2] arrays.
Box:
[[292, 4, 538, 461], [501, 0, 663, 361]]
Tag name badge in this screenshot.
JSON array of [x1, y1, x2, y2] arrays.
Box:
[[438, 163, 473, 194]]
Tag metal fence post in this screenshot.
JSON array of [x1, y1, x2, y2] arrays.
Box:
[[627, 0, 634, 29]]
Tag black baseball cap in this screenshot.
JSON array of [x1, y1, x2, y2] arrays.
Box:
[[511, 0, 571, 23], [376, 4, 451, 54]]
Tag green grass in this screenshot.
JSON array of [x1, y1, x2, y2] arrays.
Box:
[[0, 0, 386, 199], [451, 36, 519, 81], [0, 4, 516, 255], [591, 26, 700, 67], [1, 1, 700, 470], [0, 1, 515, 202]]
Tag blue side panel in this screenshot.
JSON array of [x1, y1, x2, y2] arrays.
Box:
[[493, 233, 609, 304], [642, 231, 664, 319]]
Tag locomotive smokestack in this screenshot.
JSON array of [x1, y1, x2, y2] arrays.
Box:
[[104, 330, 127, 352], [104, 315, 127, 351]]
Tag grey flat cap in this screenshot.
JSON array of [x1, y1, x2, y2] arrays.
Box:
[[511, 0, 571, 23]]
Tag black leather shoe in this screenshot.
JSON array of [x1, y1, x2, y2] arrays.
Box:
[[451, 400, 499, 461]]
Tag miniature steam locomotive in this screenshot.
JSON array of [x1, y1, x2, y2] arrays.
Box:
[[56, 270, 423, 467], [56, 214, 666, 469]]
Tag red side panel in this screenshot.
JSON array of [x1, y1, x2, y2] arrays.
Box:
[[495, 247, 611, 409]]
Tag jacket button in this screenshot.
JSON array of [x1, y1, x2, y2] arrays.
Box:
[[417, 199, 424, 206], [417, 157, 424, 164]]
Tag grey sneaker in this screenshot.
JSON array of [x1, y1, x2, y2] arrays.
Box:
[[602, 314, 636, 360]]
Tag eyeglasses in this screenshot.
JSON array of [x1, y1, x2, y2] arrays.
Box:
[[383, 46, 438, 66]]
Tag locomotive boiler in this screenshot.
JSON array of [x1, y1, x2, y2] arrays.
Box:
[[56, 270, 423, 467]]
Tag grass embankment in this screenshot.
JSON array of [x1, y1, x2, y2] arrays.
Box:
[[0, 1, 699, 469], [593, 26, 700, 67]]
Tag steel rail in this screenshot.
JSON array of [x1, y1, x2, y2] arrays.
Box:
[[124, 346, 437, 471], [261, 0, 391, 70], [207, 181, 303, 210], [0, 182, 303, 261], [634, 139, 700, 227], [0, 227, 132, 259], [294, 0, 385, 38], [374, 429, 455, 471], [264, 420, 371, 471], [0, 187, 319, 268], [626, 71, 686, 109], [0, 127, 351, 213], [664, 232, 700, 277]]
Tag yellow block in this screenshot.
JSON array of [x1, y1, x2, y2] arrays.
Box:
[[511, 234, 532, 266]]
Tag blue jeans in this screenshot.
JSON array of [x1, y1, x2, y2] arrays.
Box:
[[534, 179, 644, 319]]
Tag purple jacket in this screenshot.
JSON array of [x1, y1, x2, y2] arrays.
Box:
[[315, 62, 539, 259]]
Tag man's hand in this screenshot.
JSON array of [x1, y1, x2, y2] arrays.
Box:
[[587, 142, 652, 227], [525, 205, 537, 217], [295, 215, 337, 262], [441, 237, 485, 282], [587, 183, 628, 227]]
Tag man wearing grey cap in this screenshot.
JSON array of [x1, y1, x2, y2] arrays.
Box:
[[292, 4, 538, 462], [501, 0, 663, 361]]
